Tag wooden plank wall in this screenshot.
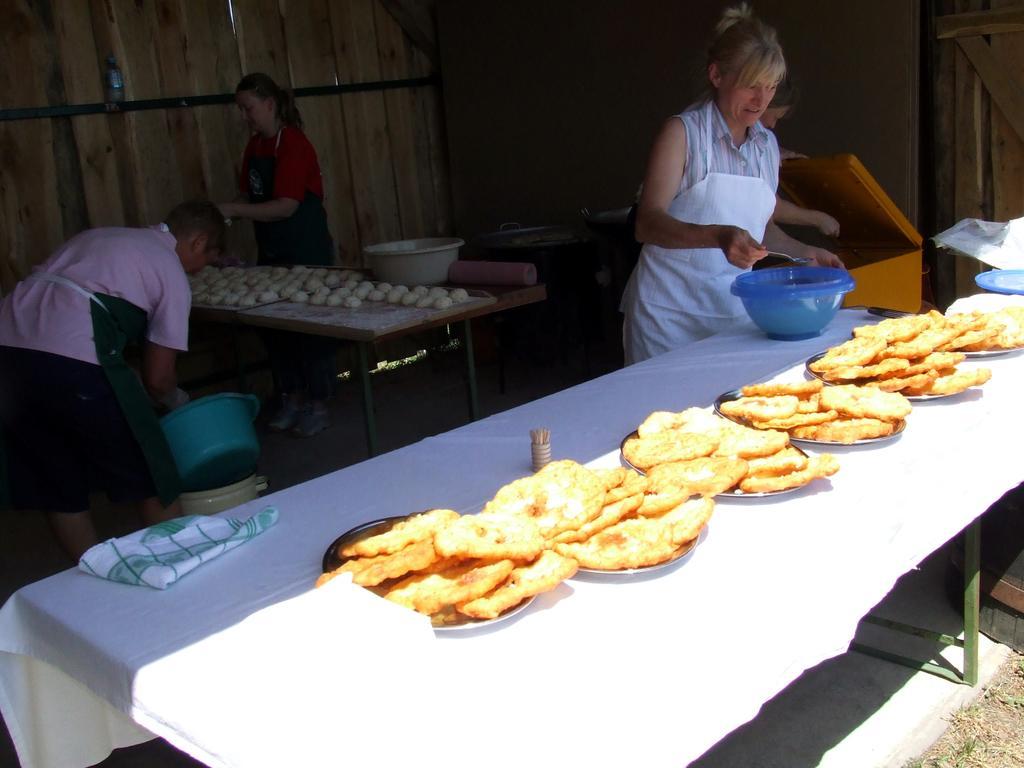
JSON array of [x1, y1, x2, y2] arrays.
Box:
[[932, 0, 1024, 305], [0, 0, 450, 295]]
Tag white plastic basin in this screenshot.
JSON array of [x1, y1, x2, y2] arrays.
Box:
[[363, 237, 464, 285], [179, 474, 268, 516]]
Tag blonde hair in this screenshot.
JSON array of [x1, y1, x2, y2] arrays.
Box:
[[707, 4, 786, 91]]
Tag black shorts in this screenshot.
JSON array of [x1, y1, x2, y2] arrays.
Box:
[[0, 346, 156, 513]]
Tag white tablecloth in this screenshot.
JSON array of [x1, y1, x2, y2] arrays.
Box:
[[2, 308, 1022, 768]]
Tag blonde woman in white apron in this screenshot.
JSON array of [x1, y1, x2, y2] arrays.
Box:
[[622, 3, 843, 365]]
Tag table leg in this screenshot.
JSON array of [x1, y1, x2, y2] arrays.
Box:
[[852, 516, 983, 686], [463, 319, 480, 421], [357, 342, 378, 456], [963, 516, 980, 686]]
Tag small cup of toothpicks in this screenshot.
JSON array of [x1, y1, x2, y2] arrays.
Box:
[[530, 428, 551, 472]]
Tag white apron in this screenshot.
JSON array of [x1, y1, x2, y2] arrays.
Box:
[[622, 106, 777, 365]]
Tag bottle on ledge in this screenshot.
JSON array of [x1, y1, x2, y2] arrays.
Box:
[[105, 55, 125, 108]]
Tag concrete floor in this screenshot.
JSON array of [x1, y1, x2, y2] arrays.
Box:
[[0, 322, 1013, 768]]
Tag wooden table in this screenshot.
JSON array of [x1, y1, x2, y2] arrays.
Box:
[[191, 284, 547, 455]]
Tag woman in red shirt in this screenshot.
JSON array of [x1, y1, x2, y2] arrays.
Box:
[[219, 73, 336, 437]]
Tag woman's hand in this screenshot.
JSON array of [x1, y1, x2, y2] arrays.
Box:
[[806, 247, 845, 269], [717, 226, 768, 269], [217, 202, 238, 220]]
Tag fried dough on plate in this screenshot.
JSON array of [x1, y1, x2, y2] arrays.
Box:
[[791, 417, 896, 443], [554, 497, 713, 570], [877, 326, 961, 361], [622, 430, 718, 471], [482, 459, 606, 539], [852, 313, 932, 343], [904, 367, 991, 396], [745, 446, 809, 477], [750, 409, 838, 431], [740, 379, 823, 398], [818, 384, 911, 422], [718, 395, 799, 422], [555, 518, 676, 570], [341, 508, 460, 557], [457, 551, 578, 620], [646, 456, 748, 497], [637, 410, 689, 438], [661, 495, 716, 545], [551, 493, 644, 544], [863, 371, 938, 393], [979, 306, 1024, 348], [738, 454, 839, 494], [636, 484, 694, 517], [938, 328, 997, 352], [347, 537, 441, 587], [602, 471, 648, 504], [877, 351, 965, 378], [819, 357, 909, 382], [713, 423, 790, 458], [434, 513, 545, 561], [809, 337, 886, 371], [592, 466, 630, 492], [384, 558, 515, 615]]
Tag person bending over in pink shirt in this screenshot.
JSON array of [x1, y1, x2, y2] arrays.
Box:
[[0, 201, 225, 560]]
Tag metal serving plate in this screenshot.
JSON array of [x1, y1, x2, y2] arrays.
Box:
[[962, 347, 1019, 359], [574, 526, 707, 577], [714, 388, 906, 446], [806, 352, 963, 401], [619, 430, 808, 498], [322, 515, 534, 632]]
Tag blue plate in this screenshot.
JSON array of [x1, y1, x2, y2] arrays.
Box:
[[975, 269, 1024, 295]]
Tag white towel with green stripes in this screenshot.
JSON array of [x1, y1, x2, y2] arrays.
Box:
[[79, 508, 279, 589]]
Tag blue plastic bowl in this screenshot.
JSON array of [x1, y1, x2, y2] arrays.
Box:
[[731, 266, 855, 341], [160, 393, 261, 492]]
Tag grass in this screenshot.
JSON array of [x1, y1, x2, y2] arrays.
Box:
[[905, 650, 1024, 768]]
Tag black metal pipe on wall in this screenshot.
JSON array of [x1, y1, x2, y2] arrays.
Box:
[[0, 75, 438, 122]]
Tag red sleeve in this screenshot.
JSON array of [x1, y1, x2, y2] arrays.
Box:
[[272, 127, 323, 201]]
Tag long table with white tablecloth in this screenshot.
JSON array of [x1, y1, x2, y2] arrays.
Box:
[[1, 305, 1021, 768]]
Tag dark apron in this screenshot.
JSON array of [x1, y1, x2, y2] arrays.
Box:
[[0, 278, 182, 509], [247, 133, 332, 266], [91, 293, 182, 506]]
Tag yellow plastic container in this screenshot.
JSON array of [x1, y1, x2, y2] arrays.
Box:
[[780, 154, 922, 313], [179, 474, 268, 516]]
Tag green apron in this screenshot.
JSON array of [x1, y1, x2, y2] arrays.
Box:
[[0, 279, 182, 509], [90, 293, 182, 506]]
